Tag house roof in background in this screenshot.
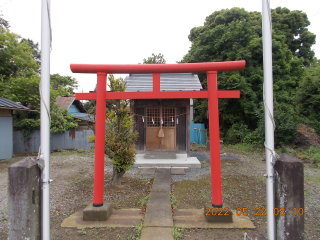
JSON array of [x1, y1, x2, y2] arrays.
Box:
[[124, 73, 203, 92], [72, 112, 95, 122], [56, 96, 94, 122], [0, 97, 35, 111], [56, 96, 75, 110], [56, 96, 87, 113]]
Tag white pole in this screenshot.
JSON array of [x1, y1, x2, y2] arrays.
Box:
[[40, 0, 51, 239], [262, 0, 276, 239]]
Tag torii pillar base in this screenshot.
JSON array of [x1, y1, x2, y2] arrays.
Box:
[[204, 204, 233, 223], [83, 203, 113, 221]]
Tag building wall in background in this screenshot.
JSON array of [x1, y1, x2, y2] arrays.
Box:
[[190, 121, 206, 145], [0, 116, 13, 159], [13, 130, 94, 154], [0, 109, 12, 116]]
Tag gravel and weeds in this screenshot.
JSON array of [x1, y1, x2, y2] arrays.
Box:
[[171, 143, 320, 239], [0, 150, 151, 240], [1, 143, 319, 239]]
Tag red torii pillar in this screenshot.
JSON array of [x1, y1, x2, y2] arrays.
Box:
[[71, 61, 245, 207]]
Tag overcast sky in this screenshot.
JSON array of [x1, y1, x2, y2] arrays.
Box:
[[1, 0, 319, 93]]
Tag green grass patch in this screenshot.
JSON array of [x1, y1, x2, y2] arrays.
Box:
[[278, 145, 320, 163], [201, 161, 210, 169], [310, 177, 320, 184], [138, 195, 149, 208], [128, 221, 143, 240], [173, 227, 184, 240], [225, 143, 263, 154], [170, 192, 179, 210]]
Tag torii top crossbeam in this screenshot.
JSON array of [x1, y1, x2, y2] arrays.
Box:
[[70, 61, 245, 73], [72, 61, 245, 100], [71, 61, 245, 208]]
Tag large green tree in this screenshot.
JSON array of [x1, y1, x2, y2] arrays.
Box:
[[182, 7, 315, 145], [0, 15, 10, 31], [296, 59, 320, 134], [2, 75, 79, 137], [272, 8, 316, 66], [50, 74, 78, 93], [0, 30, 39, 81], [21, 38, 41, 67], [0, 16, 79, 137]]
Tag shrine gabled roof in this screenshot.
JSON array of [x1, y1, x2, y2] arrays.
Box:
[[0, 97, 33, 111], [124, 73, 203, 92]]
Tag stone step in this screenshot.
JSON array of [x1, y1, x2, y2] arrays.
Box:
[[144, 154, 177, 159], [134, 158, 201, 168]]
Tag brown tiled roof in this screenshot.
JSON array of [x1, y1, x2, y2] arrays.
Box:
[[56, 96, 75, 110]]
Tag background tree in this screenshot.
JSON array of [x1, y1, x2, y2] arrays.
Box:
[[1, 74, 79, 139], [296, 59, 320, 134], [50, 73, 78, 93], [0, 15, 10, 31], [0, 15, 81, 138], [182, 7, 315, 145], [21, 38, 41, 67], [143, 53, 166, 64], [272, 8, 316, 66], [0, 30, 39, 81], [104, 74, 138, 186]]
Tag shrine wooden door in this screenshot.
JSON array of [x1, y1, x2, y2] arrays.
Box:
[[146, 107, 176, 151]]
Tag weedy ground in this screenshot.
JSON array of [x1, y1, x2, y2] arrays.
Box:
[[0, 144, 319, 239]]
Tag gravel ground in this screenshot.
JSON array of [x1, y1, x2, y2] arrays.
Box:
[[0, 145, 319, 239], [0, 151, 151, 239], [171, 166, 211, 181]]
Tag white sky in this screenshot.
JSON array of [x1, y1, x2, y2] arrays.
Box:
[[1, 0, 319, 93]]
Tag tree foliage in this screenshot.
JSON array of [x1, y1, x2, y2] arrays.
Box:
[[0, 15, 10, 31], [0, 30, 39, 81], [143, 53, 166, 64], [182, 7, 316, 145], [50, 102, 79, 133], [2, 74, 79, 137], [50, 74, 78, 94], [104, 75, 138, 186], [0, 16, 79, 137], [2, 75, 41, 109], [21, 38, 41, 67], [272, 7, 316, 66], [296, 60, 320, 134]]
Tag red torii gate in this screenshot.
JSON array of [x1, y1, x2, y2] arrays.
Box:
[[71, 61, 245, 208]]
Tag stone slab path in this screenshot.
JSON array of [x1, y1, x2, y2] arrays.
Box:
[[140, 168, 174, 240]]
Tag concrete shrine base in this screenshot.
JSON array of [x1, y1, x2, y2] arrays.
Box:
[[61, 208, 143, 229], [61, 207, 254, 229], [134, 154, 201, 168], [82, 203, 113, 221], [173, 209, 255, 229], [203, 204, 233, 223]]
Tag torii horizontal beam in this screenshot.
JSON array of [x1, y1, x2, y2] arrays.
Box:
[[75, 90, 240, 100], [70, 61, 245, 74]]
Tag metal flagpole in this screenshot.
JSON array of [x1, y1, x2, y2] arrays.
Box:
[[262, 0, 276, 239], [40, 0, 51, 239]]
